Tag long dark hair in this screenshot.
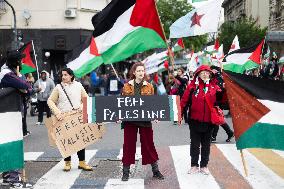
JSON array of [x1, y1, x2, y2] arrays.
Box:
[[129, 62, 147, 80], [60, 67, 75, 82]]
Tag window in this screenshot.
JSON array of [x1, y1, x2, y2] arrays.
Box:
[[80, 0, 107, 11], [0, 0, 6, 13], [275, 0, 282, 18], [66, 0, 77, 9]]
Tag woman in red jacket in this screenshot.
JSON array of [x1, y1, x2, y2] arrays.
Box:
[[180, 65, 223, 175]]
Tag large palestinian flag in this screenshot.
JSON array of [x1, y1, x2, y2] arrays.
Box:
[[223, 71, 284, 151], [0, 88, 24, 172], [67, 37, 104, 78], [223, 40, 264, 74], [68, 0, 166, 78], [20, 42, 36, 74]]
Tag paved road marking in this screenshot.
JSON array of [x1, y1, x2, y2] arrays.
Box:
[[33, 150, 97, 189], [248, 148, 284, 179], [170, 145, 220, 189], [24, 152, 44, 161], [105, 179, 144, 189], [273, 150, 284, 158], [117, 147, 142, 160], [216, 144, 284, 189]]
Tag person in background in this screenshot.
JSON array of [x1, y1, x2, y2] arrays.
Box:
[[47, 68, 93, 172], [0, 50, 32, 187], [181, 65, 223, 175], [105, 69, 124, 96], [34, 70, 55, 125], [171, 68, 188, 124], [120, 62, 164, 181], [210, 66, 234, 143]]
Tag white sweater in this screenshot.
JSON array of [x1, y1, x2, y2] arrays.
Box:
[[47, 81, 88, 115]]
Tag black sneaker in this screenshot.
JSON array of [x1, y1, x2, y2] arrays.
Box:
[[211, 137, 216, 143], [23, 131, 31, 137], [153, 171, 164, 180], [226, 133, 234, 142], [121, 172, 129, 181], [121, 166, 130, 181]]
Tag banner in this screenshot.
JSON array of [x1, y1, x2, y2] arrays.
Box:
[[83, 95, 181, 123], [51, 111, 105, 158]]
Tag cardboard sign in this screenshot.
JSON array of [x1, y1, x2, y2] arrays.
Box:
[[52, 111, 105, 158], [83, 95, 181, 123]]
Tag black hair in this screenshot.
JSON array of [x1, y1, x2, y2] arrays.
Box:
[[61, 67, 75, 81], [6, 58, 21, 70]]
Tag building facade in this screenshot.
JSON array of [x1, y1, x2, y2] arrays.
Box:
[[222, 0, 269, 28], [0, 0, 109, 79], [267, 0, 284, 56]]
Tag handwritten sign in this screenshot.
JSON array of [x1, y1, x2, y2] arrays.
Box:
[[52, 111, 105, 158], [83, 95, 181, 123]]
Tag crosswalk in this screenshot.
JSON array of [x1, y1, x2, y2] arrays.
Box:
[[2, 144, 284, 189]]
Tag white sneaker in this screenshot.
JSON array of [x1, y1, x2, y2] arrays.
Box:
[[200, 167, 210, 175], [36, 122, 42, 125], [188, 166, 199, 174]]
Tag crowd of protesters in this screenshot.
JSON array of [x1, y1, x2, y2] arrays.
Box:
[[2, 45, 284, 186]]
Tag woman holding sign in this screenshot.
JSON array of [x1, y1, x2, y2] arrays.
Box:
[[120, 62, 164, 181], [47, 68, 93, 172]]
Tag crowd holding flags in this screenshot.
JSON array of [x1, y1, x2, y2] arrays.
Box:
[[1, 0, 284, 182]]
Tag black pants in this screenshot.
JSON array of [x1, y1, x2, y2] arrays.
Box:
[[64, 149, 85, 161], [38, 100, 51, 122], [212, 122, 233, 138], [183, 106, 189, 124], [189, 120, 213, 168], [22, 102, 28, 135]]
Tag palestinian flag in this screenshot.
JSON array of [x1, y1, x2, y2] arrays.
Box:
[[223, 40, 264, 74], [223, 71, 284, 151], [67, 37, 104, 78], [172, 38, 185, 52], [68, 0, 166, 78], [19, 42, 36, 74], [92, 0, 166, 64], [0, 88, 24, 172]]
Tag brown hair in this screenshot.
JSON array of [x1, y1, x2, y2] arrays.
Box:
[[177, 67, 185, 74], [129, 62, 147, 80]]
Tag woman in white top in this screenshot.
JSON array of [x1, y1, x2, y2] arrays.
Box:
[[47, 68, 92, 172]]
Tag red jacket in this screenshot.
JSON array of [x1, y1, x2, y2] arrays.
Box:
[[180, 65, 221, 123]]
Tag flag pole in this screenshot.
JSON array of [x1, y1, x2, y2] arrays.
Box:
[[153, 1, 176, 71], [31, 40, 40, 80], [110, 64, 119, 80], [240, 150, 248, 177]]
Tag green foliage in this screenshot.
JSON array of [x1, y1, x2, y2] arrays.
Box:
[[157, 0, 208, 51], [218, 17, 267, 54]]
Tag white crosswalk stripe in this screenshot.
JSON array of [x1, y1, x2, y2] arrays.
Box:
[[19, 145, 284, 189], [24, 152, 44, 161], [33, 150, 97, 189], [105, 179, 144, 189], [170, 145, 220, 189], [216, 144, 284, 189]]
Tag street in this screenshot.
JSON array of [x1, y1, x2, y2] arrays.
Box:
[[1, 114, 283, 189]]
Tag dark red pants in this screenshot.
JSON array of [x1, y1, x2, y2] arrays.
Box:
[[122, 125, 159, 165]]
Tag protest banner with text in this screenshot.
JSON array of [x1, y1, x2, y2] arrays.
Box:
[[83, 95, 181, 123]]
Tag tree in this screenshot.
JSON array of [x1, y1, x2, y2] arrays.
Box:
[[218, 17, 267, 54], [157, 0, 208, 51]]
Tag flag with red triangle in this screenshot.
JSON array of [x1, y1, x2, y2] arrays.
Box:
[[214, 38, 220, 51], [19, 42, 36, 74], [173, 38, 185, 52], [223, 40, 264, 73]]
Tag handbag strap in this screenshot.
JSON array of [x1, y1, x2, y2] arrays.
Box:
[[204, 94, 214, 109], [60, 83, 75, 110]]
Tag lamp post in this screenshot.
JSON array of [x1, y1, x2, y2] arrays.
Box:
[[4, 0, 18, 50]]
